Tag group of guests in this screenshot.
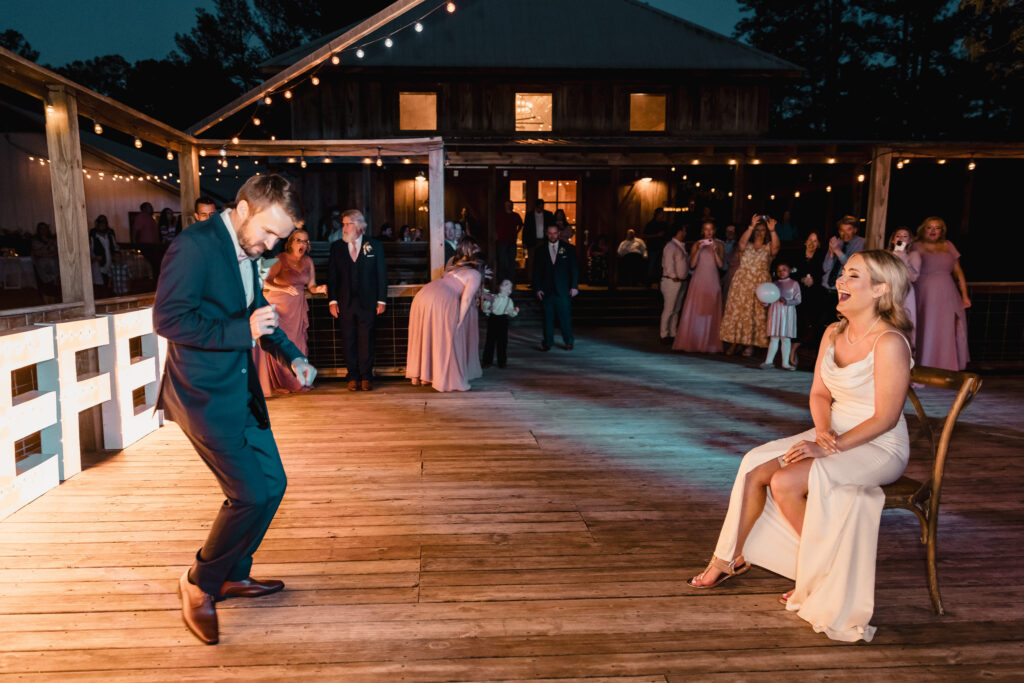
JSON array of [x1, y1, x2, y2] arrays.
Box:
[[660, 212, 971, 373]]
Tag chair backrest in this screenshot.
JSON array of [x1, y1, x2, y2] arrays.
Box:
[[906, 366, 982, 522]]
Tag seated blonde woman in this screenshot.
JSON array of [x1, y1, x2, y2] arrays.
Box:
[[688, 250, 913, 642]]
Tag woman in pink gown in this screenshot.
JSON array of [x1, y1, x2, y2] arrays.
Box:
[[913, 217, 970, 370], [254, 229, 326, 396], [674, 221, 725, 352], [406, 237, 485, 392]]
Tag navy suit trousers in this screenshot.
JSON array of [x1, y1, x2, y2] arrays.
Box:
[[542, 293, 574, 348]]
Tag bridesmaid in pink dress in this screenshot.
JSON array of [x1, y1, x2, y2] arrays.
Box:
[[674, 221, 725, 352], [913, 217, 970, 371], [254, 229, 326, 396], [406, 237, 485, 392]]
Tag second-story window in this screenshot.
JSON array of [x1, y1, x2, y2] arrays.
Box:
[[399, 92, 437, 130], [629, 93, 666, 132], [515, 92, 552, 132]]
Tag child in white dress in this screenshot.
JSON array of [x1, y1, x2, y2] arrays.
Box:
[[762, 261, 801, 370]]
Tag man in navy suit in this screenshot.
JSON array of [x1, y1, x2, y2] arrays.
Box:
[[532, 224, 579, 350], [327, 210, 389, 391], [154, 174, 316, 645]]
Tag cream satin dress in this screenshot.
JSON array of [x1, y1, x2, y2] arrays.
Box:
[[712, 329, 912, 642]]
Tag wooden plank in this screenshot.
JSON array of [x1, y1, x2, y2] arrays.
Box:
[[43, 86, 93, 314], [429, 146, 445, 279], [177, 142, 200, 229], [865, 146, 893, 249]]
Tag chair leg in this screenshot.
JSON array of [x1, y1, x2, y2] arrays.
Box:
[[926, 528, 944, 616]]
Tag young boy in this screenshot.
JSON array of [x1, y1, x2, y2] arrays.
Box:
[[482, 279, 519, 368]]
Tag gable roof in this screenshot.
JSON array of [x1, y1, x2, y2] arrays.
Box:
[[263, 0, 800, 73]]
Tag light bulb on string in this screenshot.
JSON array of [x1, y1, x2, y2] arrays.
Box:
[[415, 22, 423, 32], [300, 158, 307, 168], [231, 136, 239, 145], [384, 37, 393, 48], [220, 148, 227, 157], [93, 120, 103, 135], [826, 185, 833, 192], [134, 137, 142, 149], [199, 149, 207, 157], [356, 48, 365, 59], [968, 160, 976, 170], [311, 76, 320, 86], [789, 158, 798, 165], [896, 160, 904, 169], [331, 54, 340, 65], [376, 147, 383, 167], [937, 159, 946, 165], [826, 157, 837, 164], [166, 149, 174, 161], [253, 117, 261, 126], [264, 95, 272, 105], [446, 2, 456, 13], [857, 174, 865, 183], [283, 90, 293, 100]]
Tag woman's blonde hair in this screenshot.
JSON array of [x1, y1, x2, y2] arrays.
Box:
[[836, 250, 913, 338], [915, 216, 947, 243]]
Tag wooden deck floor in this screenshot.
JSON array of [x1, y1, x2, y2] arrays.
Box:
[[2, 327, 1023, 681]]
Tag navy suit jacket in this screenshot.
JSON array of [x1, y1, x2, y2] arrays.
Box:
[[153, 214, 301, 445], [327, 237, 389, 312], [532, 240, 579, 297]]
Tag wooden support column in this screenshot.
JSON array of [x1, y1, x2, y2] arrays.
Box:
[[732, 163, 747, 225], [865, 147, 893, 250], [486, 166, 497, 273], [43, 86, 93, 315], [428, 146, 445, 280], [178, 142, 200, 228]]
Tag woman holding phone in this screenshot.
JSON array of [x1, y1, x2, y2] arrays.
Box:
[[673, 220, 725, 352], [887, 227, 921, 346]]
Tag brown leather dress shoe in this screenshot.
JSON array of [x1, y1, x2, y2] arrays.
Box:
[[218, 577, 285, 599], [347, 380, 359, 391], [179, 571, 218, 645], [361, 380, 372, 391]]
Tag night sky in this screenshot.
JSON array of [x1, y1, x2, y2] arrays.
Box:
[[6, 0, 743, 66]]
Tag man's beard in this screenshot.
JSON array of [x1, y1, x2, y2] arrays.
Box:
[[341, 230, 362, 244]]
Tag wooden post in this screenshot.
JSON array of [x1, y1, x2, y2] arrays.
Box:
[[43, 86, 93, 315], [865, 147, 893, 250], [178, 142, 200, 228], [428, 146, 445, 280], [732, 163, 747, 225], [486, 166, 497, 273]]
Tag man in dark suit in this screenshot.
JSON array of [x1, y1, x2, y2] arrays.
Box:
[[522, 198, 554, 251], [532, 224, 579, 351], [327, 209, 389, 391], [153, 174, 316, 645]]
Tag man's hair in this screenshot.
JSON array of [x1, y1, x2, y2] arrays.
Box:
[[236, 174, 304, 224], [194, 196, 216, 213], [341, 209, 366, 228], [535, 199, 545, 207], [837, 215, 858, 230], [140, 202, 153, 212]]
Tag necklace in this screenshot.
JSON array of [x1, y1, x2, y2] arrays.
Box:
[[846, 316, 880, 345]]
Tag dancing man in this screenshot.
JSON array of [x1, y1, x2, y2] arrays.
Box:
[[154, 174, 316, 644]]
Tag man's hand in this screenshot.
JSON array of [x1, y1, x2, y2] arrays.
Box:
[[329, 302, 340, 319], [250, 304, 278, 339], [570, 288, 579, 297], [291, 357, 317, 387], [376, 302, 386, 315]]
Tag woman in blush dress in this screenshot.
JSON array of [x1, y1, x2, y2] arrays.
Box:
[[406, 236, 485, 392], [913, 217, 969, 370], [720, 215, 780, 356], [673, 220, 724, 353], [254, 229, 326, 396], [887, 227, 921, 347], [689, 250, 914, 643]]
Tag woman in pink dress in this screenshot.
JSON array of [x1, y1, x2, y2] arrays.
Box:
[[674, 221, 724, 353], [406, 237, 485, 392], [254, 229, 326, 396], [913, 217, 970, 370]]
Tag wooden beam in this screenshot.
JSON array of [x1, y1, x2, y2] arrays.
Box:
[[428, 147, 445, 280], [43, 87, 93, 315], [178, 143, 200, 229], [188, 0, 431, 135], [865, 147, 893, 250], [195, 138, 442, 158]]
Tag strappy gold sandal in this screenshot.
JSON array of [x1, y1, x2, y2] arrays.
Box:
[[687, 555, 750, 589], [779, 589, 793, 605]]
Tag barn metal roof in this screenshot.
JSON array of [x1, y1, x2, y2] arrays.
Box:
[[261, 0, 801, 74]]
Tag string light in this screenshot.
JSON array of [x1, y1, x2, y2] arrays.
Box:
[[826, 157, 837, 164], [857, 174, 865, 182], [826, 185, 832, 192], [284, 90, 293, 99], [166, 149, 174, 161], [896, 160, 904, 169], [937, 159, 946, 165], [968, 160, 976, 170], [789, 158, 798, 165], [331, 54, 340, 65], [220, 147, 227, 157], [770, 194, 775, 200], [402, 158, 411, 164], [794, 191, 801, 197], [311, 76, 320, 86], [199, 149, 207, 157], [447, 2, 456, 13], [363, 157, 372, 164], [376, 147, 383, 167], [746, 193, 752, 200], [728, 159, 737, 165], [300, 151, 307, 168], [356, 48, 365, 59], [264, 95, 272, 105], [415, 22, 424, 32], [691, 159, 700, 165], [134, 137, 142, 149], [670, 166, 676, 172], [231, 136, 240, 145], [384, 37, 394, 48], [93, 120, 103, 135], [253, 117, 261, 126], [751, 158, 761, 165]]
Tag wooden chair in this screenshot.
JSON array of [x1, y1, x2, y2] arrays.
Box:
[[883, 365, 982, 615]]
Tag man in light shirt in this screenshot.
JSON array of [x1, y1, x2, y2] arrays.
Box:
[[617, 229, 648, 286], [659, 226, 689, 343]]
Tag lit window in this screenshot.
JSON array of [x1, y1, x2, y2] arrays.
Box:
[[515, 93, 552, 132], [630, 93, 666, 132], [538, 180, 577, 227], [399, 92, 437, 131]]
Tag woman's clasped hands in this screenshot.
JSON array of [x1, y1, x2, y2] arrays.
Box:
[[780, 429, 839, 465]]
